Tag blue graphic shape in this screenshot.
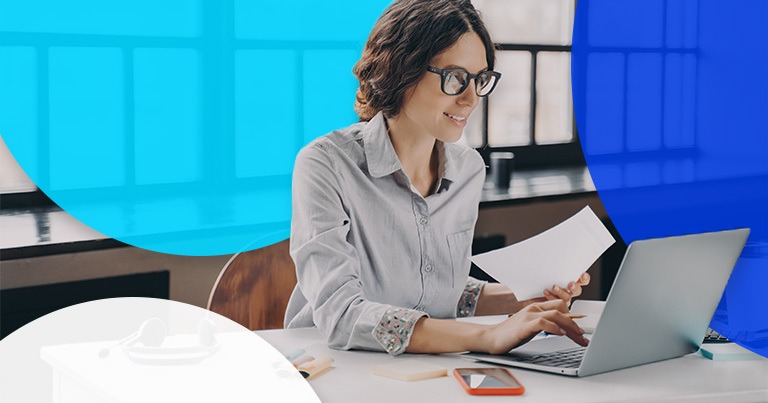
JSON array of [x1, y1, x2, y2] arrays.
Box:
[[573, 0, 768, 357], [49, 47, 126, 190], [0, 0, 392, 255]]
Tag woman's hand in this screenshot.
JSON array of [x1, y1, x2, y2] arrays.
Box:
[[543, 272, 590, 305], [480, 300, 589, 355]]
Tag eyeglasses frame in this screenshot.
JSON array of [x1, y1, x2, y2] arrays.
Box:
[[426, 66, 502, 97]]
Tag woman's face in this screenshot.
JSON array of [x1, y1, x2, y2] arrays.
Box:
[[398, 32, 488, 143]]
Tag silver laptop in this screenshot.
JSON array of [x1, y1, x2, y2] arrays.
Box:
[[463, 228, 750, 377]]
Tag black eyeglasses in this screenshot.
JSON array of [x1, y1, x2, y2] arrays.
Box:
[[426, 66, 501, 97]]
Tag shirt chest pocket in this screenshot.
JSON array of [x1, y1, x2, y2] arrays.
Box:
[[446, 228, 474, 289]]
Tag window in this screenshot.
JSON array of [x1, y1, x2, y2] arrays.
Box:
[[0, 1, 390, 209], [468, 0, 584, 169], [576, 0, 698, 162]]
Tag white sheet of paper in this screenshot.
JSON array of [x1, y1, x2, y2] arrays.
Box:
[[470, 206, 616, 300]]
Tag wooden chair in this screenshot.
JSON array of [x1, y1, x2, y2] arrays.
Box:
[[207, 239, 297, 330]]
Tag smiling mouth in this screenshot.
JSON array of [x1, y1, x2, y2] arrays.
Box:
[[444, 113, 466, 122]]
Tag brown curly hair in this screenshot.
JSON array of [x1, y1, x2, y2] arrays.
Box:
[[353, 0, 496, 122]]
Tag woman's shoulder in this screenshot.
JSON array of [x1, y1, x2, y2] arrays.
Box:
[[295, 121, 368, 170]]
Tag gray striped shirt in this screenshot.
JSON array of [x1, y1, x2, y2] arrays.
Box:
[[285, 112, 486, 354]]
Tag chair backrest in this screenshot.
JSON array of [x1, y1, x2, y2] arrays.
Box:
[[207, 239, 297, 331]]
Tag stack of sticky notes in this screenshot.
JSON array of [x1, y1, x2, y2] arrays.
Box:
[[700, 343, 766, 361], [371, 360, 448, 381]]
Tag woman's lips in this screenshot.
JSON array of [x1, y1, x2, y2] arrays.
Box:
[[444, 112, 467, 127]]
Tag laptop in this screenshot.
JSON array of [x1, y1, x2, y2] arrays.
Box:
[[463, 228, 750, 377]]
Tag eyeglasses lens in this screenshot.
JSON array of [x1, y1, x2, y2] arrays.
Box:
[[476, 72, 497, 96], [444, 70, 467, 95]]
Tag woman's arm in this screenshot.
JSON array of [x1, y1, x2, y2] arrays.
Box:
[[473, 273, 592, 316], [407, 299, 590, 354], [473, 283, 539, 316]]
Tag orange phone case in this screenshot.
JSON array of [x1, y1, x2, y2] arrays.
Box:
[[452, 368, 525, 396]]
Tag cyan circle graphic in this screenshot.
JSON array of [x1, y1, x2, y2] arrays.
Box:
[[0, 0, 392, 255], [573, 0, 768, 357]]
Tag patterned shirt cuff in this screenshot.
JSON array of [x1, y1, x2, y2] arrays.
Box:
[[373, 307, 428, 356], [457, 277, 487, 317]]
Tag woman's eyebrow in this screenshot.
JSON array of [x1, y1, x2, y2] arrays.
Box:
[[442, 64, 490, 73]]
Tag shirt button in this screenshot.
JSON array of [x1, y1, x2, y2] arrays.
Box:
[[419, 216, 429, 225], [425, 264, 433, 272]]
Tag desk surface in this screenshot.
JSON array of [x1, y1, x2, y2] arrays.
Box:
[[257, 327, 768, 403], [480, 165, 595, 205]]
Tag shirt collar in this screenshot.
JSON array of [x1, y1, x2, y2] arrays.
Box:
[[363, 112, 403, 179], [435, 141, 457, 192], [363, 111, 459, 192]]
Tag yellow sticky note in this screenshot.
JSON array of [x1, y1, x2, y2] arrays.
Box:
[[371, 360, 448, 381]]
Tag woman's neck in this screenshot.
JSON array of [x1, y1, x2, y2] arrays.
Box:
[[385, 115, 438, 196]]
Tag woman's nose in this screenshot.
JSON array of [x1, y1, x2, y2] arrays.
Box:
[[457, 84, 479, 107]]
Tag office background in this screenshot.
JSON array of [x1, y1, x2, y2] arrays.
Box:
[[0, 0, 618, 338], [7, 0, 760, 346]]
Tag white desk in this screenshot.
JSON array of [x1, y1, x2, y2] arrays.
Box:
[[257, 327, 768, 403]]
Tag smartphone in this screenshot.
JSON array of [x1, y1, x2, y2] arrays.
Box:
[[453, 367, 525, 396]]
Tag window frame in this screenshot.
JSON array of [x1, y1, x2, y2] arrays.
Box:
[[476, 43, 585, 169]]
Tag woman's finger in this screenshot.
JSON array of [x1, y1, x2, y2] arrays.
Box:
[[550, 284, 572, 301], [543, 289, 558, 301], [526, 317, 566, 336], [540, 311, 589, 346], [568, 282, 582, 298], [527, 298, 570, 314], [578, 272, 591, 286]]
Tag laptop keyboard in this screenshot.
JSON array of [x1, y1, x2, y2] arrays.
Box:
[[511, 328, 734, 369], [514, 346, 587, 368], [703, 327, 731, 343]]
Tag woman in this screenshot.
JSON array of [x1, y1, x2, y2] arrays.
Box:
[[285, 0, 590, 356]]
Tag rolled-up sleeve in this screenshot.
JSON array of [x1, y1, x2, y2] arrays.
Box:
[[290, 142, 426, 354], [457, 277, 487, 317]]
